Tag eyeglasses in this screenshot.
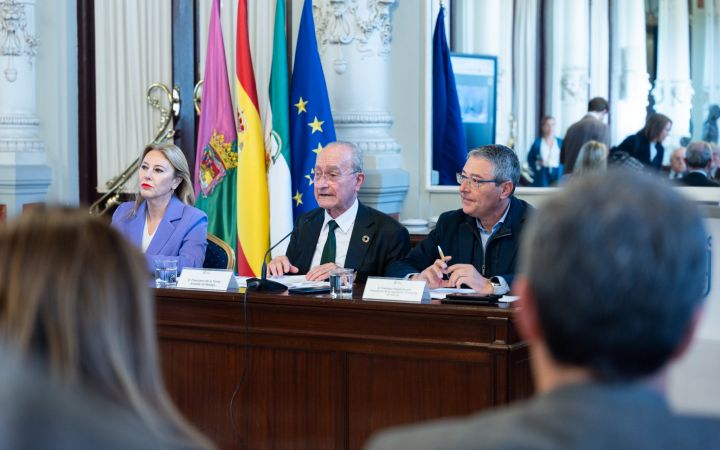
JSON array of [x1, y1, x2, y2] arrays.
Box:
[[313, 169, 359, 183], [456, 172, 498, 189]]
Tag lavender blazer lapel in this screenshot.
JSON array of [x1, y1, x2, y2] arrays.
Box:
[[145, 197, 183, 256], [126, 202, 147, 248]]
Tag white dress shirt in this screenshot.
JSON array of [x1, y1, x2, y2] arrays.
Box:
[[310, 199, 359, 269]]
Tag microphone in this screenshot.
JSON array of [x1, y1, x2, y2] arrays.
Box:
[[246, 227, 297, 292]]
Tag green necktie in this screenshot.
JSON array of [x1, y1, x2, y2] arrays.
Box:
[[320, 220, 339, 264]]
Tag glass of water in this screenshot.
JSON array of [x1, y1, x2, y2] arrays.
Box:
[[154, 257, 178, 288], [329, 268, 354, 299]]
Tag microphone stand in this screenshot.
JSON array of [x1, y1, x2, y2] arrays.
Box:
[[246, 229, 295, 292]]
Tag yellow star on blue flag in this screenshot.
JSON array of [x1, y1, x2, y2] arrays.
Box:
[[290, 0, 336, 218]]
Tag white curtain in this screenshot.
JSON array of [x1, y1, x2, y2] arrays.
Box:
[[544, 0, 564, 133], [94, 0, 172, 192], [609, 0, 649, 146], [703, 0, 720, 104], [513, 0, 539, 163], [652, 0, 693, 151], [589, 0, 609, 99]]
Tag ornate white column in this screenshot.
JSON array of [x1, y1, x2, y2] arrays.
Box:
[[0, 0, 51, 218], [558, 0, 590, 135], [313, 0, 407, 215], [610, 0, 650, 144], [653, 0, 693, 154]]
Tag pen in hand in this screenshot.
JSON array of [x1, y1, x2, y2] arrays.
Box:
[[437, 245, 449, 280]]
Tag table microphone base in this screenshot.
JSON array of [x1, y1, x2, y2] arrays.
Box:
[[246, 277, 288, 293]]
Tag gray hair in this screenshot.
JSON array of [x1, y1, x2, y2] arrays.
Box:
[[467, 145, 520, 192], [685, 141, 713, 168], [520, 170, 707, 381], [326, 141, 363, 173]]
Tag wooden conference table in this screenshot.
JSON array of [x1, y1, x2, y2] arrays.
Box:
[[156, 286, 532, 450]]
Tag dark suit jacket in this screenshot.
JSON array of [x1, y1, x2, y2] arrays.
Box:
[[285, 202, 410, 283], [679, 171, 720, 187], [385, 197, 531, 286], [365, 383, 720, 450], [561, 114, 611, 173], [612, 132, 665, 170]]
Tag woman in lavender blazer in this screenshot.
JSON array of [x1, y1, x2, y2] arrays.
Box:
[[112, 143, 207, 272]]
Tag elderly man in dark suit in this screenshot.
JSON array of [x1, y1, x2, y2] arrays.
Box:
[[366, 171, 719, 450], [679, 141, 720, 187], [267, 141, 409, 282], [560, 97, 611, 174]]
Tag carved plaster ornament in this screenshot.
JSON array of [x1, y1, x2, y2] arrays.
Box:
[[313, 0, 397, 74], [0, 0, 39, 82]]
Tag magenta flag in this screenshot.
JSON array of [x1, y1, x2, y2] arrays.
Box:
[[194, 0, 239, 266]]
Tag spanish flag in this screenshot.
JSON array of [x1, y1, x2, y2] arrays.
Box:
[[236, 0, 269, 276]]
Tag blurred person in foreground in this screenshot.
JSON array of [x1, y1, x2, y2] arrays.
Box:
[[112, 143, 207, 272], [0, 348, 169, 450], [366, 170, 719, 450], [0, 208, 215, 450]]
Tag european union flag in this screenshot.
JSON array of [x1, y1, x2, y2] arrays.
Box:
[[290, 0, 336, 219], [432, 6, 467, 185]]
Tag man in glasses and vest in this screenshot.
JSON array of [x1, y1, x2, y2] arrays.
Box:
[[267, 141, 410, 282], [386, 145, 532, 295]]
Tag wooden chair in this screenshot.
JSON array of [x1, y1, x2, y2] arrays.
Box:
[[203, 233, 235, 271]]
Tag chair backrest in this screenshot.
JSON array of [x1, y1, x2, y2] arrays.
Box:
[[204, 233, 235, 271]]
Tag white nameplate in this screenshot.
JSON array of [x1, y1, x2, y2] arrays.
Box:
[[177, 268, 238, 291], [362, 277, 429, 303]]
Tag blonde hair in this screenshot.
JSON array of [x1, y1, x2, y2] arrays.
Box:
[[0, 208, 214, 450], [575, 140, 608, 176], [133, 142, 195, 214]]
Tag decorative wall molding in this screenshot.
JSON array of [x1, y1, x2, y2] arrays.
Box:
[[0, 138, 45, 153], [652, 79, 694, 107], [314, 0, 397, 59], [560, 67, 589, 101], [0, 0, 39, 82], [0, 113, 40, 126], [333, 110, 394, 125]]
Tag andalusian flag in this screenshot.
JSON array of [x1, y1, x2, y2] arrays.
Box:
[[195, 0, 238, 267], [267, 0, 292, 256], [236, 0, 270, 276], [290, 0, 336, 219]]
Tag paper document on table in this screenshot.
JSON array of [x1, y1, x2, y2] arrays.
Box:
[[499, 295, 520, 303], [235, 275, 328, 289], [429, 287, 475, 299]]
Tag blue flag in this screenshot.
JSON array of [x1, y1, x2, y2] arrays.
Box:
[[290, 0, 336, 218], [432, 6, 466, 185]]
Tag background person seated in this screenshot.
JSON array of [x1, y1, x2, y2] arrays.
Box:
[[668, 146, 688, 180], [0, 208, 215, 450], [386, 145, 532, 295], [611, 113, 672, 171], [367, 171, 719, 450], [267, 141, 409, 282], [679, 141, 720, 187], [112, 142, 207, 272]]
